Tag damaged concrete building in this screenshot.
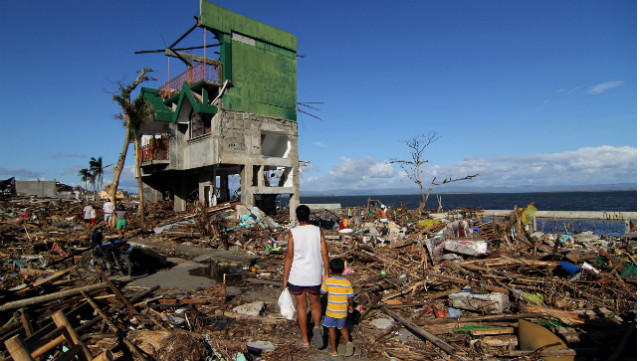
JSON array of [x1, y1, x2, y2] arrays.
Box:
[[138, 1, 300, 221]]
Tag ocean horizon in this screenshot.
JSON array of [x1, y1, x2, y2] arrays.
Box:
[[288, 190, 637, 237], [292, 190, 636, 212]]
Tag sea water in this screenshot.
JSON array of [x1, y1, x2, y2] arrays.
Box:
[[292, 191, 636, 237]]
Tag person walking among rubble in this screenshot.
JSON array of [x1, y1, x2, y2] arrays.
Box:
[[103, 199, 115, 227], [115, 204, 127, 238], [90, 206, 96, 226], [321, 258, 355, 357], [379, 204, 388, 224], [282, 205, 330, 349], [83, 203, 93, 226]]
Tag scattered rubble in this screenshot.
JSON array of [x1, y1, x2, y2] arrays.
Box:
[[1, 194, 636, 360]]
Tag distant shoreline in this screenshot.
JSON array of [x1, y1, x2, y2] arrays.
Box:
[[300, 189, 637, 197]]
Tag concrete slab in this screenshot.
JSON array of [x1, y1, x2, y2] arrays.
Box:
[[129, 259, 218, 290], [128, 238, 257, 266]]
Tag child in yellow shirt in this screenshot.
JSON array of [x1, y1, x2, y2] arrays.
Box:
[[321, 258, 354, 357]]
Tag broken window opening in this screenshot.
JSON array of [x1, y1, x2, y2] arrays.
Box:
[[262, 166, 292, 187], [260, 131, 290, 158], [189, 109, 212, 138], [252, 165, 261, 187]]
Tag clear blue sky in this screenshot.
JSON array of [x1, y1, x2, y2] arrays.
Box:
[[0, 0, 636, 194]]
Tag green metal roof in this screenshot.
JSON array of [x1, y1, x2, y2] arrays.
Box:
[[140, 87, 173, 122], [140, 81, 218, 123]]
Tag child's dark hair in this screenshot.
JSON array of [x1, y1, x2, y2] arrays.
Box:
[[296, 205, 311, 222], [329, 258, 345, 275]]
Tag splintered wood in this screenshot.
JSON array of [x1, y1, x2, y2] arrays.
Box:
[[1, 195, 636, 360]]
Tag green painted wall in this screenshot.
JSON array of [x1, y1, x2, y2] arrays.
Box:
[[200, 1, 297, 121]]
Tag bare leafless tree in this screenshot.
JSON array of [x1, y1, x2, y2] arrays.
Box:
[[391, 132, 478, 215]]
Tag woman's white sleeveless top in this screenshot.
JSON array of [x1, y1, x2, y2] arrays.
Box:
[[288, 224, 323, 286]]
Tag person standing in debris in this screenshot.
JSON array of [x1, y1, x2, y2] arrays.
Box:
[[103, 199, 115, 227], [321, 258, 355, 357], [90, 206, 96, 226], [83, 203, 93, 226], [379, 204, 388, 224], [115, 204, 127, 238], [282, 205, 330, 349]]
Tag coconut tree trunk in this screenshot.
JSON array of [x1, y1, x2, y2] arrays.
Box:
[[133, 130, 145, 223], [108, 125, 132, 213]]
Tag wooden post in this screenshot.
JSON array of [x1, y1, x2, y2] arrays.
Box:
[[382, 307, 456, 355], [97, 270, 137, 315], [82, 292, 151, 361], [5, 335, 35, 361], [20, 309, 34, 336], [0, 282, 108, 312], [51, 310, 92, 361]]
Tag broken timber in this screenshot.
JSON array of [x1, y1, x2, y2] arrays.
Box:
[[382, 306, 456, 355]]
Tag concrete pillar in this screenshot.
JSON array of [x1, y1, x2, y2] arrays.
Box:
[[257, 165, 265, 187], [220, 174, 227, 202], [174, 181, 187, 212], [198, 171, 214, 207], [142, 181, 163, 204], [211, 168, 218, 206], [239, 165, 253, 207], [289, 192, 299, 224]]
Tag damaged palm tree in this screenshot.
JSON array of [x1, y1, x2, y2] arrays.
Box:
[[109, 68, 156, 223], [391, 132, 479, 215]]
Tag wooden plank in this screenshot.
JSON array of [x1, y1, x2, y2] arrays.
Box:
[[417, 312, 544, 326], [51, 311, 92, 361], [382, 307, 456, 355], [0, 283, 108, 312], [98, 271, 138, 315], [470, 327, 515, 336], [5, 335, 35, 361], [32, 267, 76, 288], [157, 299, 209, 304]]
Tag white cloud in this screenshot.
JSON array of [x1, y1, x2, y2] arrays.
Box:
[[0, 167, 42, 178], [587, 81, 623, 95], [301, 156, 401, 190], [313, 142, 327, 148], [300, 146, 637, 192], [443, 145, 636, 187]]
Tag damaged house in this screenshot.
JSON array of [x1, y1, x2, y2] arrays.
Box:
[[138, 1, 300, 220]]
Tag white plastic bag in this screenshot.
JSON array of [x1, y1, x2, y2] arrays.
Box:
[[278, 290, 296, 320]]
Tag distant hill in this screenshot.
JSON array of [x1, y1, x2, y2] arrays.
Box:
[[300, 183, 637, 196]]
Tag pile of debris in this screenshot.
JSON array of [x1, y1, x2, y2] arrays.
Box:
[[0, 194, 636, 360]]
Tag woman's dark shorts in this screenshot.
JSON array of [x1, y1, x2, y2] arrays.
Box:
[[287, 282, 321, 295]]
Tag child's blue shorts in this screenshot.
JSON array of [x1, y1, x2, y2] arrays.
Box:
[[323, 315, 346, 329]]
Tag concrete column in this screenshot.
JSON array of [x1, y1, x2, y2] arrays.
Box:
[[219, 173, 229, 202], [211, 168, 218, 206], [174, 182, 187, 212], [257, 165, 265, 187], [198, 172, 214, 207], [141, 182, 163, 204], [289, 193, 299, 224], [239, 165, 253, 207]]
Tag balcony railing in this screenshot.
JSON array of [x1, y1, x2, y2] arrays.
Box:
[[158, 60, 222, 98], [140, 139, 169, 163]]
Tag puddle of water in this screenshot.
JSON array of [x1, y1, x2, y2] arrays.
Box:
[[189, 262, 245, 285]]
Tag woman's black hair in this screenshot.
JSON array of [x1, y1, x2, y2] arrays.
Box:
[[296, 205, 311, 222]]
